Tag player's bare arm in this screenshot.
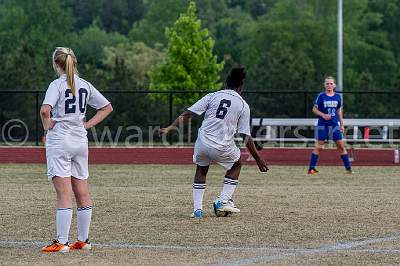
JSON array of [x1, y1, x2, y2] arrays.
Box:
[[338, 107, 344, 132], [40, 104, 55, 130], [312, 106, 331, 120], [84, 103, 113, 129], [159, 110, 195, 135], [242, 134, 269, 172]]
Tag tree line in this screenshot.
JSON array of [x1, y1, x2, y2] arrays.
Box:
[[0, 0, 399, 143]]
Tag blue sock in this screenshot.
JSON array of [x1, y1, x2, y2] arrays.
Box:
[[309, 153, 319, 170], [340, 154, 351, 170]]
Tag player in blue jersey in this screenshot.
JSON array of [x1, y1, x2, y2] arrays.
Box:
[[308, 76, 352, 174]]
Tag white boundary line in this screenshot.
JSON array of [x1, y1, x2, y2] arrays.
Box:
[[0, 239, 300, 252], [215, 234, 400, 266], [2, 234, 400, 265], [353, 249, 400, 253]]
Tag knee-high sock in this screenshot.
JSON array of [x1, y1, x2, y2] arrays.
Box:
[[193, 183, 206, 211], [220, 176, 239, 201], [340, 154, 351, 170], [309, 152, 319, 170], [56, 208, 72, 245], [77, 206, 92, 242]]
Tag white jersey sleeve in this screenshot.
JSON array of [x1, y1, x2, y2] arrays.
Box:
[[87, 83, 110, 110], [237, 103, 251, 136], [187, 93, 212, 115], [42, 81, 61, 108]]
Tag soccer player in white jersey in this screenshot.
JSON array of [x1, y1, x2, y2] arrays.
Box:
[[159, 68, 268, 221], [40, 47, 113, 252]]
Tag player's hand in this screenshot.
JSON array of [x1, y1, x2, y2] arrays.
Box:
[[49, 119, 56, 129], [340, 125, 345, 132], [158, 127, 171, 136], [83, 122, 90, 129], [44, 118, 55, 130], [256, 158, 269, 172], [322, 114, 332, 121]]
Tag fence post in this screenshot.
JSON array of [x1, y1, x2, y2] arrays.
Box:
[[304, 92, 308, 117], [168, 92, 173, 145], [35, 92, 39, 146]]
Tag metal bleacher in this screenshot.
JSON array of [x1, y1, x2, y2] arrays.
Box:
[[250, 118, 400, 144]]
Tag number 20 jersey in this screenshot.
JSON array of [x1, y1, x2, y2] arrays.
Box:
[[42, 74, 110, 140], [188, 89, 251, 151]]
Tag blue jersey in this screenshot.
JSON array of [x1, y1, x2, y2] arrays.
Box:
[[314, 92, 342, 126]]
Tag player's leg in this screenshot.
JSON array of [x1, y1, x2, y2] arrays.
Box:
[[192, 165, 209, 220], [69, 144, 92, 249], [335, 140, 352, 173], [192, 139, 211, 220], [213, 147, 241, 215], [221, 159, 241, 202], [214, 159, 242, 215], [332, 126, 352, 173], [42, 176, 73, 252], [308, 125, 326, 174], [54, 177, 74, 243], [308, 141, 324, 173], [70, 177, 92, 250], [42, 144, 73, 252]]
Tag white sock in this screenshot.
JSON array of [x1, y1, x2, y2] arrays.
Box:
[[220, 176, 239, 201], [77, 206, 92, 242], [56, 208, 72, 245], [192, 183, 206, 211]]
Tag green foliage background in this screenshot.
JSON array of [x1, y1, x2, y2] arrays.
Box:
[[149, 1, 223, 105], [0, 0, 399, 142], [1, 0, 399, 93]]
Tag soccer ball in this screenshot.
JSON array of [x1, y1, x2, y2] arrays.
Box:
[[215, 209, 232, 217]]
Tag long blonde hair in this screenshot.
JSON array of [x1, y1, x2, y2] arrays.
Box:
[[52, 47, 78, 95]]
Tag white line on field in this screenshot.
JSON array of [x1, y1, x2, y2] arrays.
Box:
[[2, 235, 400, 265], [0, 239, 300, 252], [95, 242, 300, 252], [214, 234, 400, 266], [354, 248, 400, 253]]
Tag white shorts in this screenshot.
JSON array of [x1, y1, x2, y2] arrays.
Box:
[[45, 137, 89, 181], [193, 138, 240, 171]]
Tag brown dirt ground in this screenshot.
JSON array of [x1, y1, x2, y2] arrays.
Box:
[[1, 164, 400, 265]]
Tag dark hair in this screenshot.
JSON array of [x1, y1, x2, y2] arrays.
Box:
[[226, 68, 246, 89]]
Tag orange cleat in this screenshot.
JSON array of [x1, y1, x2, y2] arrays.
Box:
[[41, 240, 69, 253], [69, 239, 92, 250], [307, 168, 319, 174]]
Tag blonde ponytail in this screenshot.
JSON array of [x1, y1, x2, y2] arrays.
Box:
[[52, 47, 78, 95], [65, 54, 76, 95]]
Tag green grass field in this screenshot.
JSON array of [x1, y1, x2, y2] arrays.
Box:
[[1, 164, 400, 265]]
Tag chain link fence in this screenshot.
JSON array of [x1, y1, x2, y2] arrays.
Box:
[[0, 90, 399, 146]]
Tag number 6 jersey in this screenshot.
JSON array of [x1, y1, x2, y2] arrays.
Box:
[[42, 74, 110, 140], [188, 89, 250, 151]]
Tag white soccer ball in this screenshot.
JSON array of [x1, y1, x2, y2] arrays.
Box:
[[215, 210, 231, 217]]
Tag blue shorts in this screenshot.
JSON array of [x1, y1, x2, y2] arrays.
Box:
[[315, 124, 343, 141]]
